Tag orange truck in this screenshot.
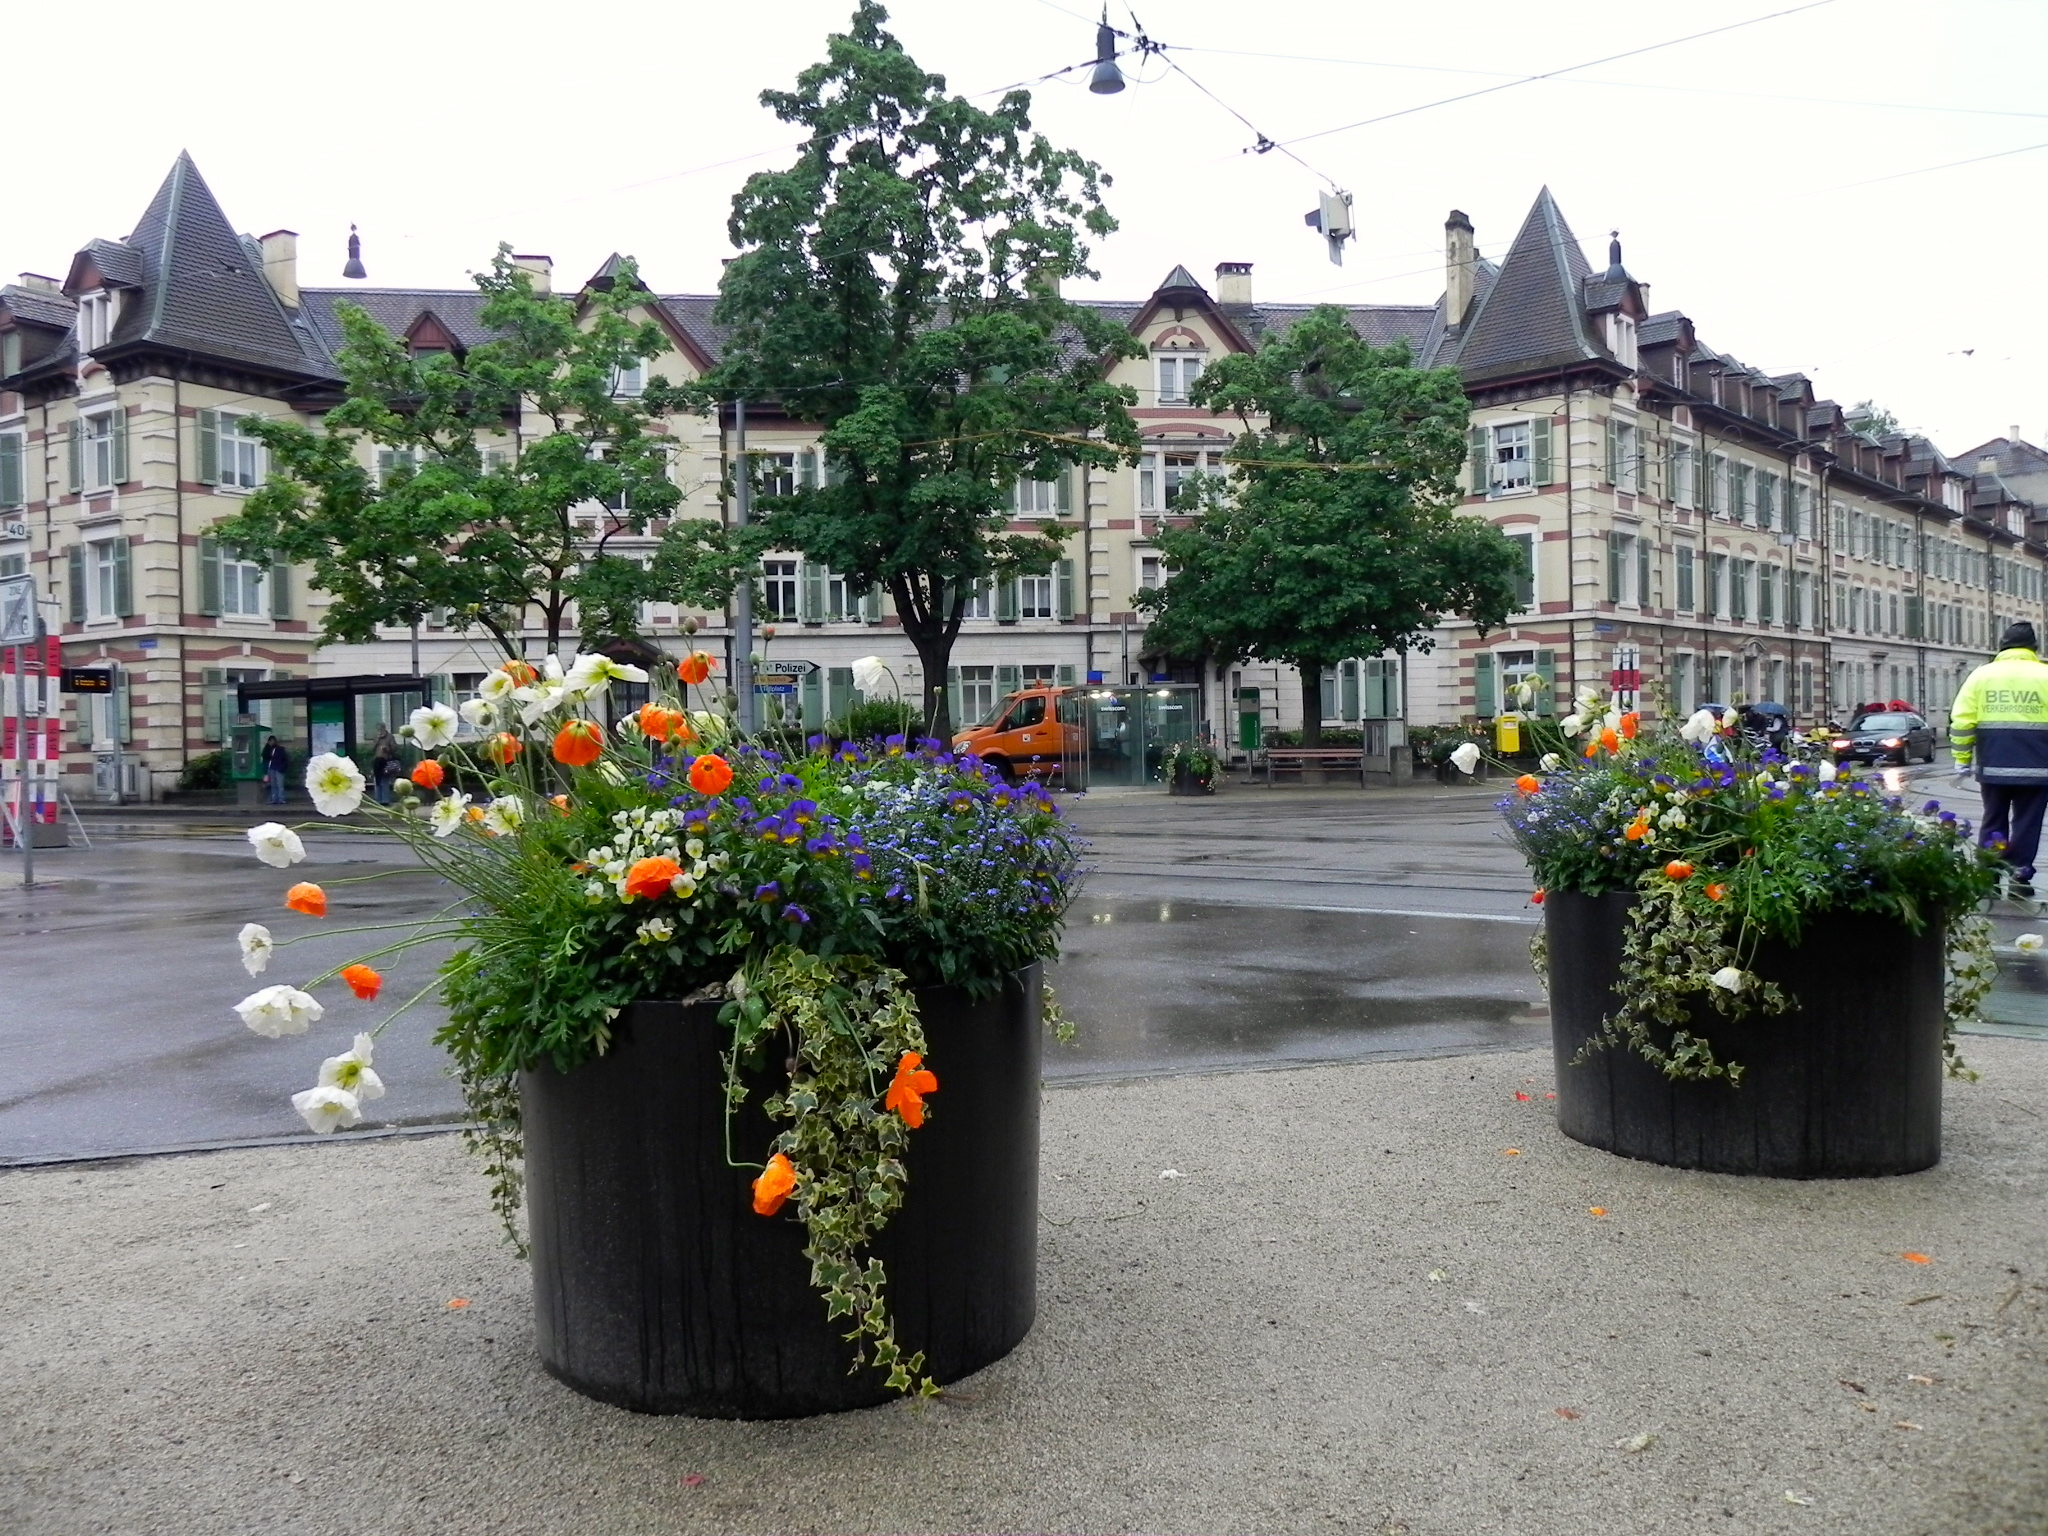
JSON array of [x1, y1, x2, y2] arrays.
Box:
[[950, 686, 1078, 783]]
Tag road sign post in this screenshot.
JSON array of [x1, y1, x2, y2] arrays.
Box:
[[3, 574, 41, 887]]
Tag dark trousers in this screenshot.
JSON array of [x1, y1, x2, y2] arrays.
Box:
[[1979, 783, 2048, 880]]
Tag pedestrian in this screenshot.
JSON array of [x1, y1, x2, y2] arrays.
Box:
[[370, 725, 401, 806], [261, 735, 290, 806], [1950, 621, 2048, 897]]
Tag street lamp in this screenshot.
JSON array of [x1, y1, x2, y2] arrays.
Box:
[[1088, 8, 1126, 95]]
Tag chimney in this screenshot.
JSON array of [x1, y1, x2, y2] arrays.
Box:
[[1979, 455, 2001, 475], [1214, 261, 1253, 307], [1444, 210, 1475, 331], [258, 230, 299, 309], [2011, 425, 2023, 444], [18, 273, 61, 293], [511, 254, 553, 295]]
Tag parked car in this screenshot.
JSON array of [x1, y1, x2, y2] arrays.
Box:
[[1830, 710, 1937, 766], [951, 686, 1079, 782]]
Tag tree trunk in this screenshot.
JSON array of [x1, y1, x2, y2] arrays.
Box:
[[1298, 665, 1323, 749], [909, 626, 954, 741]]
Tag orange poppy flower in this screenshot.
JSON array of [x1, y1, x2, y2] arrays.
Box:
[[1583, 742, 1599, 759], [687, 753, 733, 796], [1705, 882, 1728, 902], [752, 1153, 796, 1217], [1664, 860, 1694, 880], [340, 964, 383, 1001], [1530, 888, 1546, 905], [1515, 774, 1541, 794], [1619, 712, 1640, 740], [1624, 815, 1650, 842], [410, 758, 445, 790], [550, 793, 571, 815], [483, 732, 523, 766], [1599, 727, 1621, 755], [631, 705, 675, 743], [884, 1050, 939, 1129], [285, 882, 327, 917], [624, 857, 681, 902], [677, 652, 714, 686], [552, 719, 603, 768], [501, 660, 538, 687]]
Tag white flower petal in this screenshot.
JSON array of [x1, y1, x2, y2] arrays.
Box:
[[246, 822, 306, 869], [1449, 742, 1482, 775], [427, 792, 472, 838], [2015, 933, 2044, 954], [234, 984, 324, 1038], [1709, 966, 1746, 993], [851, 655, 890, 697], [290, 1085, 361, 1134], [303, 753, 367, 818], [237, 922, 274, 977], [407, 703, 461, 750]]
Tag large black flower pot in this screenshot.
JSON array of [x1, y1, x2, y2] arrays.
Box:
[[520, 962, 1042, 1417], [1546, 891, 1945, 1178]]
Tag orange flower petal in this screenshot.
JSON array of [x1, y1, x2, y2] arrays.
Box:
[[285, 881, 327, 917], [447, 1297, 470, 1309], [1503, 1148, 1522, 1156], [1589, 1207, 1608, 1217], [624, 857, 681, 902], [410, 758, 445, 790], [678, 652, 714, 686], [552, 719, 604, 768], [1515, 774, 1541, 795], [687, 753, 733, 796], [1901, 1252, 1933, 1265], [339, 964, 383, 1001], [752, 1152, 796, 1216]]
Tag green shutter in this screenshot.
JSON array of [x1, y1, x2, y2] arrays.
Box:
[[66, 544, 85, 623], [198, 536, 222, 617], [946, 666, 962, 729], [1531, 418, 1553, 487], [861, 584, 883, 624], [0, 432, 21, 508], [1361, 659, 1386, 720], [112, 537, 132, 618], [996, 665, 1021, 711], [1467, 426, 1487, 493], [66, 419, 81, 493], [196, 409, 220, 485], [1534, 651, 1557, 717], [1056, 558, 1075, 621], [1056, 663, 1076, 687], [997, 579, 1019, 624], [800, 561, 824, 623], [113, 665, 132, 745], [111, 411, 129, 485], [1638, 539, 1651, 608], [1473, 653, 1496, 718], [799, 449, 818, 491], [1341, 659, 1361, 721], [1604, 418, 1618, 485], [201, 667, 226, 743], [270, 556, 292, 620], [801, 669, 823, 728], [1607, 533, 1622, 602]]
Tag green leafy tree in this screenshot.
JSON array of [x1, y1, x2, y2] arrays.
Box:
[[1847, 399, 1901, 440], [693, 1, 1141, 737], [212, 249, 744, 660], [1134, 307, 1524, 746]]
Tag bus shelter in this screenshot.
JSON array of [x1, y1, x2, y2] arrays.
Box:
[[1056, 684, 1201, 790], [232, 674, 436, 781]]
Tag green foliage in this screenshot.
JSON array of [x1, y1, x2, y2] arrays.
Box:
[[693, 2, 1141, 734], [1133, 307, 1524, 746], [1847, 399, 1902, 440], [177, 749, 229, 793], [1158, 739, 1219, 787], [212, 249, 751, 658], [834, 698, 919, 743]]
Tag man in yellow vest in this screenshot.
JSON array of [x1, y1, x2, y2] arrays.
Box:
[[1950, 621, 2048, 894]]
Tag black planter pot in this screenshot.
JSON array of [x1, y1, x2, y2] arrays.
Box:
[[1546, 891, 1945, 1178], [1169, 763, 1213, 796], [521, 962, 1043, 1417]]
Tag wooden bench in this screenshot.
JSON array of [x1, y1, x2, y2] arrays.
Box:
[[1256, 747, 1367, 786]]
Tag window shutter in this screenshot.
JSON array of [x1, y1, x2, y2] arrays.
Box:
[[799, 449, 819, 492], [1473, 653, 1496, 718], [196, 409, 220, 485], [801, 669, 823, 728], [1607, 533, 1622, 602], [113, 666, 132, 745], [1341, 660, 1361, 721], [270, 556, 292, 620], [0, 432, 21, 508], [201, 668, 226, 743], [66, 544, 85, 623], [1533, 651, 1557, 716], [1056, 663, 1076, 687], [800, 561, 824, 623], [113, 537, 133, 618], [198, 536, 222, 617], [1056, 469, 1073, 517], [112, 411, 130, 485], [1361, 659, 1385, 720], [997, 578, 1020, 624], [946, 666, 962, 728], [997, 663, 1021, 700], [1604, 418, 1618, 485], [1637, 539, 1651, 608], [1531, 418, 1553, 487], [1056, 558, 1075, 620], [861, 584, 883, 624], [1467, 426, 1487, 493], [66, 420, 82, 493]]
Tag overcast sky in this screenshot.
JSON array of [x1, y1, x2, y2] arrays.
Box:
[[13, 0, 2044, 451]]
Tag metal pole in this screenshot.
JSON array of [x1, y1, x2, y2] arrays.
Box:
[[15, 625, 36, 889], [732, 398, 756, 734]]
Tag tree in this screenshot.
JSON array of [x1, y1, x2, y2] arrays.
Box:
[[694, 1, 1141, 738], [213, 249, 742, 661], [1133, 307, 1524, 746], [1847, 400, 1901, 440]]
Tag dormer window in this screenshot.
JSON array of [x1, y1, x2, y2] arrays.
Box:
[[1155, 352, 1205, 405], [77, 291, 113, 353], [610, 358, 646, 398], [1606, 314, 1638, 369], [1, 330, 19, 378]]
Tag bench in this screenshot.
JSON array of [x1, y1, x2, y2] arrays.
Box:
[[1256, 747, 1367, 786]]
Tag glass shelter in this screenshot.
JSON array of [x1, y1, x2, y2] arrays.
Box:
[[1056, 684, 1202, 789]]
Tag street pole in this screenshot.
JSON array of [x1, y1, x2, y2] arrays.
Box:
[[732, 398, 756, 734], [14, 621, 37, 889]]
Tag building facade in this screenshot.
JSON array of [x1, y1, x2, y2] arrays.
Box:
[[5, 157, 2044, 801]]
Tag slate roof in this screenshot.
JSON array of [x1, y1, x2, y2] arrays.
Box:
[[1441, 188, 1609, 383], [298, 288, 497, 358], [1639, 310, 1689, 347], [78, 238, 146, 289], [0, 284, 77, 331]]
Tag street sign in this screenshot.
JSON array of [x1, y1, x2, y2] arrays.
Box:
[[62, 668, 114, 694], [0, 574, 34, 646], [759, 659, 818, 675], [754, 682, 798, 696]]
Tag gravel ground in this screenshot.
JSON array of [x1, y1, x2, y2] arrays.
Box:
[[2, 1041, 2043, 1536]]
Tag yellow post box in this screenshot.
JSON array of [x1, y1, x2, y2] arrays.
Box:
[[1495, 712, 1522, 755]]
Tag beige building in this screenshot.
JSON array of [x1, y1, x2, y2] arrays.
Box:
[[5, 158, 2044, 801]]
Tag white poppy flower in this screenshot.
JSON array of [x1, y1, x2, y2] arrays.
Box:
[[635, 917, 674, 946], [407, 702, 460, 749], [851, 655, 891, 696], [478, 670, 520, 703], [1816, 760, 1838, 783], [1680, 709, 1720, 744], [304, 753, 366, 817], [317, 1033, 385, 1102], [238, 922, 274, 977], [1709, 967, 1746, 993], [1538, 753, 1565, 772], [459, 697, 500, 731], [565, 653, 649, 698], [428, 792, 473, 837], [515, 683, 567, 727], [1559, 713, 1584, 738], [481, 795, 524, 836], [2015, 933, 2045, 954], [235, 984, 324, 1038], [1450, 742, 1482, 775], [246, 822, 306, 869], [689, 711, 730, 747], [290, 1085, 362, 1134]]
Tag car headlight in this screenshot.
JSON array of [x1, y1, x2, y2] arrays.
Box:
[[1831, 738, 1851, 749], [1881, 737, 1903, 749]]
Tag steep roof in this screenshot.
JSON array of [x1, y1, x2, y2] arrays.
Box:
[[298, 287, 498, 359], [1443, 188, 1608, 383], [0, 284, 77, 331], [95, 151, 333, 381]]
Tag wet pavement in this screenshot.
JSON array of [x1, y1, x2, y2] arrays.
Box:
[[3, 764, 2041, 1161]]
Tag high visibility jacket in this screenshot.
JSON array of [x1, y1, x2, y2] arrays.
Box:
[[1950, 647, 2048, 783]]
